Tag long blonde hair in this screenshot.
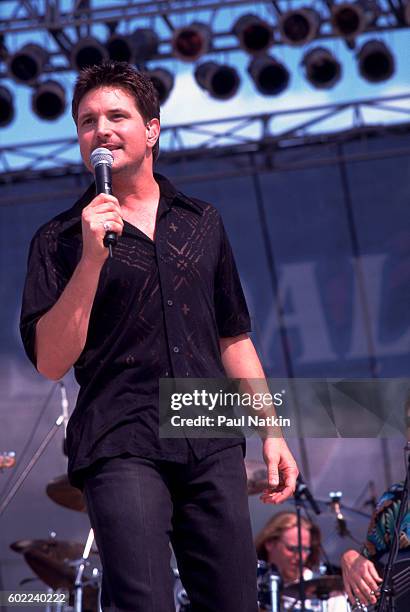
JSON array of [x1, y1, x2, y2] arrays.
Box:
[[255, 511, 321, 569]]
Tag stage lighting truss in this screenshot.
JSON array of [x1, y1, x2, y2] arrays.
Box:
[[302, 48, 342, 89], [357, 39, 395, 83], [233, 14, 274, 55], [2, 92, 410, 182], [194, 62, 240, 100], [0, 85, 14, 127], [0, 1, 407, 125], [172, 23, 211, 62], [248, 55, 290, 96], [31, 80, 66, 121], [279, 7, 321, 46]]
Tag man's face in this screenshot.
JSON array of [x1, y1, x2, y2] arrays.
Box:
[[265, 525, 312, 583], [76, 86, 159, 177]]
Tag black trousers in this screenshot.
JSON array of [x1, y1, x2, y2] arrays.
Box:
[[83, 445, 258, 612]]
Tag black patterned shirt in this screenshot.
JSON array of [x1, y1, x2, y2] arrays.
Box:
[[20, 174, 250, 487]]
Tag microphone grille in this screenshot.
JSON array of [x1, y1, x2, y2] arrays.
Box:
[[90, 147, 114, 168]]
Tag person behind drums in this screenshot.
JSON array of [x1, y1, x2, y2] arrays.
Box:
[[255, 511, 349, 611], [255, 511, 321, 585]]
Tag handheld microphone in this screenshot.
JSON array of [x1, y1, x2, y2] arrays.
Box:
[[90, 147, 116, 257]]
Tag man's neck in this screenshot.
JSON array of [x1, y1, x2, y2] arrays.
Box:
[[112, 166, 159, 210]]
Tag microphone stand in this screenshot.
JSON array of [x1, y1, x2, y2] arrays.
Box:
[[0, 414, 64, 516], [294, 475, 322, 612], [377, 444, 409, 612]]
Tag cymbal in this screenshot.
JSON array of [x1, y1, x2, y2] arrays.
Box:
[[46, 474, 87, 512], [23, 548, 100, 610], [23, 548, 75, 590], [11, 539, 85, 558], [11, 539, 44, 553], [283, 575, 345, 600]]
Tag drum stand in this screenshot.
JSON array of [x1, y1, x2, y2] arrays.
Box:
[[269, 572, 281, 612], [293, 476, 321, 612], [71, 528, 102, 612], [318, 594, 329, 612]]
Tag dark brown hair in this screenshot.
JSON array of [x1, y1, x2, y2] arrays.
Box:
[[72, 60, 160, 162], [255, 511, 321, 570]]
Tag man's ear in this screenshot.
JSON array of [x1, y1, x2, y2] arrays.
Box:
[[146, 119, 160, 148]]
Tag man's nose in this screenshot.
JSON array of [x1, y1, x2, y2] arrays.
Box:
[[96, 117, 112, 138]]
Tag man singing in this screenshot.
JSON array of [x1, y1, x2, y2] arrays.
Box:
[[20, 61, 298, 611]]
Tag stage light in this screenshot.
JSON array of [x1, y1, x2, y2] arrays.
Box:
[[248, 55, 290, 96], [302, 47, 342, 89], [146, 68, 174, 104], [106, 34, 134, 63], [7, 43, 48, 85], [331, 2, 368, 39], [132, 28, 159, 62], [194, 62, 240, 100], [279, 8, 321, 46], [71, 36, 108, 71], [233, 14, 274, 55], [0, 86, 14, 127], [357, 40, 395, 83], [172, 23, 211, 62], [32, 80, 66, 120]]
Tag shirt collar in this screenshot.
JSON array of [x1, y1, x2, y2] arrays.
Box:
[[59, 173, 203, 236], [154, 173, 204, 215]]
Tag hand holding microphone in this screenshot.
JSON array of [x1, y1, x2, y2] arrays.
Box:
[[90, 147, 119, 258]]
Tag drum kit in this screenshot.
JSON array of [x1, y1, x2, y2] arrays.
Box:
[[10, 475, 101, 612], [9, 462, 367, 611]]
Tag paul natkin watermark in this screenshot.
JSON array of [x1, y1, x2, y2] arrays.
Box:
[[159, 378, 409, 439], [170, 413, 290, 429]]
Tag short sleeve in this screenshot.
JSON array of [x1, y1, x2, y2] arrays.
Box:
[[20, 226, 71, 367], [214, 219, 251, 338]]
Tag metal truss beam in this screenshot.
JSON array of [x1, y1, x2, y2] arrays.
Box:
[[0, 0, 408, 62], [1, 92, 409, 184], [2, 121, 410, 206], [2, 0, 407, 32]]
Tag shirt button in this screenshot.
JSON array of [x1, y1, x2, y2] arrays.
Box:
[[173, 346, 179, 353], [167, 299, 173, 306]]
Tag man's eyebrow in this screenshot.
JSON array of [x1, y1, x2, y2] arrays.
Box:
[[78, 107, 129, 120], [108, 107, 130, 114]]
